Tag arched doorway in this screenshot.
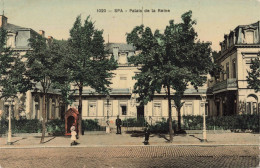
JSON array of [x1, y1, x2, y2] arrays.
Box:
[[67, 116, 75, 133], [246, 94, 258, 114], [65, 108, 79, 135]]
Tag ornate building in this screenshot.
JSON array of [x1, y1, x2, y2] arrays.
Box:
[[68, 43, 209, 126], [209, 21, 260, 116], [0, 15, 64, 120]]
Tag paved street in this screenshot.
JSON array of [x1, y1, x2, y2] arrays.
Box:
[[0, 146, 259, 168], [0, 132, 259, 147]]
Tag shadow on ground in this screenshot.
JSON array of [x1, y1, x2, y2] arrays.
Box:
[[11, 137, 27, 144]]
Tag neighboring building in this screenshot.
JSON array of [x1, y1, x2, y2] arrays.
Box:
[[68, 43, 209, 126], [209, 21, 260, 116], [0, 15, 64, 120]]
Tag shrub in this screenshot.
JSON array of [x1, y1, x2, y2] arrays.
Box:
[[122, 117, 147, 127], [0, 116, 8, 134], [182, 114, 259, 131], [47, 119, 65, 135], [82, 119, 104, 131], [149, 118, 177, 133]]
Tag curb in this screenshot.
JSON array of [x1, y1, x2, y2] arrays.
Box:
[[0, 144, 259, 149]]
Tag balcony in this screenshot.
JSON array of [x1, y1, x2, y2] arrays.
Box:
[[212, 78, 237, 93]]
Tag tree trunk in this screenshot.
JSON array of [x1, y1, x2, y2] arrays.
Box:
[[167, 85, 173, 142], [40, 94, 46, 144], [78, 85, 83, 137], [177, 107, 181, 131]]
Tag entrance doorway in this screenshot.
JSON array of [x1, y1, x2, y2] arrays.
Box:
[[137, 106, 144, 119], [67, 116, 75, 133]]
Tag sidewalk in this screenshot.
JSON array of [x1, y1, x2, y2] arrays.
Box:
[[0, 132, 259, 148]]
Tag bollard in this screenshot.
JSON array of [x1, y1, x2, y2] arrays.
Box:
[[144, 128, 150, 145]]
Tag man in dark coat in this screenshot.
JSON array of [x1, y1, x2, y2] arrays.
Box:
[[116, 115, 122, 134]]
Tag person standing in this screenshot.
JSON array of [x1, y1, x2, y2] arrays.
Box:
[[70, 124, 77, 146], [116, 115, 122, 134]]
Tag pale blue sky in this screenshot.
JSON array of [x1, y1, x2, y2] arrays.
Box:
[[1, 0, 260, 50]]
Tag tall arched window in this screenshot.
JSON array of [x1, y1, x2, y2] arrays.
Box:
[[246, 95, 258, 114]]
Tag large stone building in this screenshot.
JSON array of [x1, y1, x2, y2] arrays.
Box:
[[0, 15, 259, 126], [68, 42, 209, 126], [209, 21, 260, 116], [0, 15, 64, 120]]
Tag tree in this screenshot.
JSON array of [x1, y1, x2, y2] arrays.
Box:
[[0, 27, 31, 144], [127, 11, 213, 142], [67, 16, 117, 136], [247, 55, 260, 92], [0, 27, 31, 108], [25, 36, 68, 143]]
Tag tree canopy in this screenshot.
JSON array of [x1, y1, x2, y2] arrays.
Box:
[[67, 15, 117, 135], [25, 35, 69, 143], [247, 56, 260, 92], [0, 27, 31, 101], [127, 11, 213, 141]]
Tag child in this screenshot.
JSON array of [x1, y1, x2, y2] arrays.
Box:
[[70, 125, 77, 146]]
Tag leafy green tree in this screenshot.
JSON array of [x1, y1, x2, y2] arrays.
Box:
[[67, 16, 117, 136], [25, 36, 68, 143], [247, 55, 260, 92], [0, 27, 31, 109], [127, 11, 213, 142]]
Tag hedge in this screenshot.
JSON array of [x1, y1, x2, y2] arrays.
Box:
[[82, 119, 105, 131], [182, 114, 259, 131], [122, 118, 148, 127], [0, 118, 65, 135], [149, 114, 259, 133], [1, 114, 258, 134]]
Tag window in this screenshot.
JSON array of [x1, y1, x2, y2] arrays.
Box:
[[104, 101, 112, 117], [52, 99, 55, 119], [226, 62, 229, 79], [11, 105, 14, 118], [119, 101, 128, 115], [232, 59, 236, 78], [120, 76, 127, 80], [246, 95, 258, 114], [245, 31, 254, 44], [34, 96, 40, 119], [4, 105, 14, 118], [121, 106, 127, 115], [171, 101, 177, 117], [4, 105, 9, 118], [153, 101, 162, 116], [246, 102, 251, 114], [119, 74, 127, 87], [118, 53, 127, 64], [88, 101, 97, 116], [184, 102, 193, 115], [252, 102, 257, 114]]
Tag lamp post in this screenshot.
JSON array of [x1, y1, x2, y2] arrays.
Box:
[[201, 94, 207, 142], [106, 94, 110, 133], [7, 98, 14, 145]]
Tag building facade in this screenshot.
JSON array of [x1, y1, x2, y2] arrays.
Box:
[[209, 21, 260, 116], [0, 15, 64, 120], [68, 43, 209, 126]]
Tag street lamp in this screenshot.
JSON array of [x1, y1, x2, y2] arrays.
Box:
[[7, 98, 14, 145], [106, 94, 110, 133], [201, 94, 207, 142]]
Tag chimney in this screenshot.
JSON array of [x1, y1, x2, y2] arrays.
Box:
[[39, 30, 45, 37], [47, 36, 53, 44], [0, 15, 8, 27]]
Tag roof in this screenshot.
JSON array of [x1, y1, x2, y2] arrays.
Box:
[[3, 23, 31, 32], [235, 21, 260, 30], [105, 43, 136, 53]]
